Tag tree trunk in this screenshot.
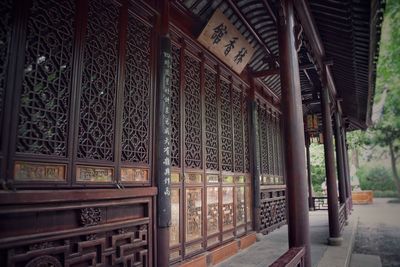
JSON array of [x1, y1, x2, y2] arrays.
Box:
[[389, 141, 400, 197]]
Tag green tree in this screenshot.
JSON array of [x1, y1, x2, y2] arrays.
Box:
[[366, 0, 400, 195]]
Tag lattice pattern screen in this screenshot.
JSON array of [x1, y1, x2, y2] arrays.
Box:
[[121, 12, 152, 164], [3, 0, 155, 185], [17, 0, 76, 157], [171, 45, 181, 168], [257, 102, 284, 184], [0, 0, 13, 151], [220, 79, 233, 172], [204, 68, 218, 171], [184, 54, 202, 169]]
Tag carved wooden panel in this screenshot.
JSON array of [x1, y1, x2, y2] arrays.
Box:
[[183, 54, 202, 169], [259, 189, 287, 234], [204, 68, 219, 171], [121, 12, 152, 165], [16, 0, 75, 157], [220, 79, 233, 172], [4, 222, 149, 267], [185, 188, 202, 241], [242, 94, 250, 173], [170, 45, 181, 168], [233, 88, 244, 173], [258, 104, 270, 175], [0, 193, 153, 267], [207, 187, 219, 235], [170, 188, 180, 247], [77, 0, 120, 161], [236, 186, 245, 225], [222, 187, 234, 230]]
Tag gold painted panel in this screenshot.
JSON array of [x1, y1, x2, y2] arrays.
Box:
[[235, 175, 245, 183], [222, 175, 233, 183], [185, 188, 202, 241], [207, 174, 219, 183], [236, 186, 245, 225], [14, 161, 66, 181], [207, 187, 219, 235], [222, 187, 234, 230], [184, 173, 202, 184], [246, 185, 252, 223], [171, 172, 180, 183], [120, 168, 148, 182], [76, 166, 113, 182], [170, 188, 180, 247]]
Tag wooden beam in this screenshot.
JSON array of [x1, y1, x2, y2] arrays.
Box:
[[252, 63, 315, 78], [294, 0, 337, 98], [227, 0, 279, 67]]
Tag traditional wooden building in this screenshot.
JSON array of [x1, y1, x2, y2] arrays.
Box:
[[0, 0, 383, 266]]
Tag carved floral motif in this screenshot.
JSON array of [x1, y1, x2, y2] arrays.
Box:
[[80, 207, 102, 226]]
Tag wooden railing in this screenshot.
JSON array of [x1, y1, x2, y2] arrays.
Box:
[[312, 196, 328, 210], [339, 203, 346, 232], [259, 187, 287, 234], [269, 247, 305, 267]]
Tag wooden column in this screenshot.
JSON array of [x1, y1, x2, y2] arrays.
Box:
[[305, 134, 314, 210], [343, 130, 353, 210], [320, 85, 342, 245], [250, 98, 262, 232], [156, 1, 172, 266], [277, 0, 311, 265], [334, 111, 348, 221], [334, 112, 347, 206]]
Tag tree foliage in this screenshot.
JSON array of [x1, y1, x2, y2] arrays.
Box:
[[350, 0, 400, 195]]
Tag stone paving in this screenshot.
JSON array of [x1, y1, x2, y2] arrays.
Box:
[[351, 198, 400, 267], [215, 210, 340, 267], [215, 198, 400, 267]]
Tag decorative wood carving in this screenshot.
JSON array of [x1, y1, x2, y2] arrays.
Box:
[[259, 189, 287, 234], [5, 221, 149, 267], [80, 207, 102, 226], [25, 255, 62, 267]]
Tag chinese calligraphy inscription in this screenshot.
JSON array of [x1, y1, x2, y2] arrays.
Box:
[[198, 9, 255, 74]]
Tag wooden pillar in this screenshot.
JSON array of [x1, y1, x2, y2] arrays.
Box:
[[277, 1, 311, 265], [156, 1, 171, 266], [305, 134, 314, 210], [334, 111, 348, 221], [343, 130, 353, 210], [320, 85, 342, 245]]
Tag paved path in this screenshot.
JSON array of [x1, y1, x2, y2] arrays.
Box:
[[215, 211, 335, 267], [351, 198, 400, 267]]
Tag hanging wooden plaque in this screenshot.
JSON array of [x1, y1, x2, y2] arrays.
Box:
[[197, 9, 255, 74]]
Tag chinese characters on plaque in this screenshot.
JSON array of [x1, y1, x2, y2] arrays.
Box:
[[198, 9, 255, 74]]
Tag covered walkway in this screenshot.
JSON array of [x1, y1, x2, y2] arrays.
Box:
[[216, 211, 356, 267]]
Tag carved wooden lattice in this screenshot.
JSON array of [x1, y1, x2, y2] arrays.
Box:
[[258, 104, 269, 174], [0, 0, 13, 147], [77, 0, 119, 161], [259, 189, 286, 233], [16, 0, 75, 157], [183, 54, 202, 169], [170, 45, 181, 167], [121, 13, 152, 164], [233, 88, 244, 173], [6, 223, 149, 267], [267, 111, 274, 175], [204, 68, 218, 170], [242, 95, 250, 173], [220, 79, 233, 172]]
